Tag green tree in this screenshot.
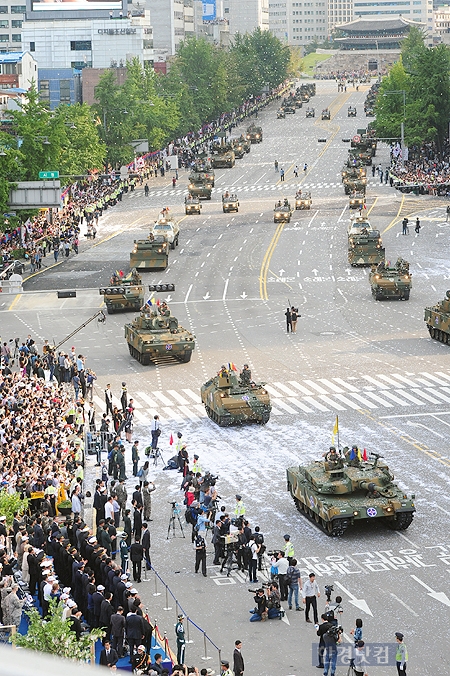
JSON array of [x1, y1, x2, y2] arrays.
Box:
[[12, 599, 103, 661], [0, 132, 24, 218], [52, 103, 106, 178], [93, 70, 135, 168], [231, 29, 290, 99], [0, 489, 28, 526], [401, 24, 426, 75], [374, 60, 410, 141]]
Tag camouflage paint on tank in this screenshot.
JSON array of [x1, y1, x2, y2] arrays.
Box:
[[424, 290, 450, 343], [201, 368, 271, 427]]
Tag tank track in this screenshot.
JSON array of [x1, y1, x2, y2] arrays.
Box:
[[427, 325, 450, 344], [293, 497, 350, 537], [205, 405, 270, 427], [386, 511, 414, 530]]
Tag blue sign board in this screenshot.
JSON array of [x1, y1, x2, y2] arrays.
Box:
[[202, 1, 216, 21]]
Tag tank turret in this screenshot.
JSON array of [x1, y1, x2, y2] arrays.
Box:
[[424, 290, 450, 343], [124, 304, 195, 365], [287, 451, 415, 536]]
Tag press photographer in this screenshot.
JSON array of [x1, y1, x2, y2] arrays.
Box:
[[323, 622, 343, 676]]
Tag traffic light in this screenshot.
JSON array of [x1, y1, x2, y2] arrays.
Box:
[[99, 287, 125, 295], [148, 284, 175, 292]]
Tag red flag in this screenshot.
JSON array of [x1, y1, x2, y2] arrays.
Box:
[[362, 448, 368, 461], [169, 433, 173, 446], [156, 299, 161, 306]]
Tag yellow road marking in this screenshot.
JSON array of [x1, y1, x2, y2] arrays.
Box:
[[23, 259, 63, 282], [268, 268, 294, 291], [259, 221, 285, 300], [366, 196, 378, 216], [8, 293, 22, 311], [382, 194, 405, 235]]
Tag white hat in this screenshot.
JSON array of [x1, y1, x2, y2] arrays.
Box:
[[138, 645, 146, 652], [116, 531, 125, 537], [63, 587, 71, 594], [130, 588, 138, 594], [0, 516, 6, 521], [125, 582, 133, 589], [61, 593, 69, 600], [67, 599, 76, 608], [47, 576, 56, 582], [88, 537, 97, 544], [120, 574, 128, 580], [97, 585, 105, 591]]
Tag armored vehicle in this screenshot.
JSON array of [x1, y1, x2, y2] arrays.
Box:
[[239, 134, 251, 154], [294, 99, 303, 109], [295, 191, 312, 210], [185, 195, 202, 215], [246, 123, 263, 143], [341, 164, 366, 181], [348, 106, 357, 117], [301, 92, 310, 103], [149, 216, 179, 249], [351, 135, 377, 157], [369, 259, 411, 300], [274, 199, 292, 223], [130, 235, 169, 270], [424, 290, 450, 343], [286, 450, 416, 536], [188, 174, 212, 200], [99, 269, 144, 314], [305, 108, 315, 118], [232, 139, 245, 159], [348, 224, 385, 267], [282, 100, 296, 114], [348, 192, 366, 210], [344, 177, 367, 195], [349, 148, 373, 166], [201, 365, 271, 426], [222, 193, 239, 213], [211, 143, 235, 168], [125, 303, 195, 365], [321, 109, 331, 120], [277, 108, 286, 119], [191, 160, 215, 186]]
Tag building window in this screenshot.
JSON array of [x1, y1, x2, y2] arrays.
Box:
[[11, 5, 25, 12], [0, 19, 8, 27], [12, 19, 22, 27], [0, 6, 7, 13], [70, 40, 92, 50], [71, 61, 92, 69], [39, 80, 50, 102], [30, 41, 35, 51], [12, 33, 20, 41], [59, 79, 71, 103], [0, 33, 8, 41]]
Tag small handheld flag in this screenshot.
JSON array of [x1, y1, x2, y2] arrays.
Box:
[[169, 433, 173, 446], [362, 448, 368, 461]]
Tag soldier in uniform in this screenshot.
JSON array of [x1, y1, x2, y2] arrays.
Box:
[[175, 614, 186, 665], [119, 532, 129, 573], [240, 364, 252, 386]]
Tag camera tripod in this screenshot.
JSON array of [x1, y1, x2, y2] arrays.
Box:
[[220, 544, 240, 577], [148, 446, 164, 468], [167, 502, 185, 539]]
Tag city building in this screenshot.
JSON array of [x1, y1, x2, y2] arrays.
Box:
[[224, 0, 269, 36], [269, 0, 327, 45], [37, 67, 80, 108], [148, 0, 203, 56], [433, 3, 450, 41], [0, 50, 36, 88], [328, 0, 354, 31], [0, 0, 25, 53]]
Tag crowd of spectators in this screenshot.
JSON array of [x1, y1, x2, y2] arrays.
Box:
[[389, 141, 450, 195]]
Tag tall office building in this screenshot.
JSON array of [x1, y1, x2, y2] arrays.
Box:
[[269, 0, 327, 45], [223, 0, 269, 35], [0, 0, 25, 52]]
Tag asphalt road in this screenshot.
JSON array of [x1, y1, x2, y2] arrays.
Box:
[[1, 80, 449, 675]]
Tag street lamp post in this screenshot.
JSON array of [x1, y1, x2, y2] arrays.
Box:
[[383, 89, 406, 167]]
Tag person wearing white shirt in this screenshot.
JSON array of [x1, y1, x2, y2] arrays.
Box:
[[105, 496, 115, 522], [302, 572, 320, 623], [272, 552, 289, 601]]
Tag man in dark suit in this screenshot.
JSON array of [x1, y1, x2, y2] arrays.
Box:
[[110, 606, 125, 658], [233, 640, 244, 676], [130, 538, 144, 583], [125, 609, 145, 662], [99, 591, 115, 639], [141, 524, 151, 570], [99, 639, 118, 668], [133, 505, 143, 542]]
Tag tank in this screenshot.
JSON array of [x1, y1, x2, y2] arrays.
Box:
[[294, 99, 303, 109], [238, 134, 251, 153], [349, 147, 372, 166], [348, 223, 385, 267], [188, 174, 212, 200], [370, 259, 412, 300], [232, 139, 245, 159], [274, 200, 292, 223], [201, 367, 271, 426], [295, 191, 312, 210], [286, 451, 415, 536], [130, 235, 169, 270], [185, 196, 202, 215], [282, 99, 296, 114], [125, 304, 195, 365], [344, 178, 367, 195], [342, 165, 366, 182], [222, 193, 239, 213], [305, 107, 315, 118], [99, 269, 144, 314], [321, 109, 331, 120], [246, 123, 263, 143], [424, 290, 450, 343], [191, 160, 215, 186], [277, 109, 286, 119], [211, 144, 235, 168]]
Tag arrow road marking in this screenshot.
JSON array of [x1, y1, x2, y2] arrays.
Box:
[[312, 268, 319, 276], [240, 292, 248, 299], [410, 575, 450, 607], [166, 294, 172, 302], [279, 268, 286, 276], [333, 580, 373, 616], [203, 292, 210, 300]]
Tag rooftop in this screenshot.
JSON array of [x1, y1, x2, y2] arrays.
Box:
[[335, 16, 423, 32], [0, 52, 29, 64]]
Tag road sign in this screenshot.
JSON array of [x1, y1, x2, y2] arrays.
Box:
[[352, 135, 361, 143], [39, 171, 59, 179]]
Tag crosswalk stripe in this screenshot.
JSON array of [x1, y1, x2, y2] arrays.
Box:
[[264, 384, 284, 398], [137, 392, 159, 408], [424, 388, 450, 404], [270, 407, 284, 416], [303, 379, 330, 395], [183, 389, 202, 403], [133, 409, 153, 423], [318, 395, 346, 410], [93, 395, 105, 412], [288, 381, 315, 396], [273, 382, 300, 396], [153, 391, 175, 406], [161, 406, 184, 421], [167, 390, 191, 405], [273, 399, 299, 414], [303, 397, 330, 412], [318, 379, 345, 393], [362, 375, 389, 389], [414, 377, 439, 388], [193, 404, 207, 417], [435, 371, 450, 384], [332, 378, 360, 392], [380, 391, 410, 406], [178, 405, 200, 420], [420, 372, 447, 386], [332, 393, 364, 410], [389, 374, 420, 388], [412, 389, 442, 404], [286, 397, 314, 413], [344, 392, 378, 409], [362, 391, 393, 407], [441, 387, 450, 397], [398, 390, 426, 405], [377, 375, 405, 388]]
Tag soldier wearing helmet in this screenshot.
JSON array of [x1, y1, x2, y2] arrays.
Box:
[[240, 364, 252, 386]]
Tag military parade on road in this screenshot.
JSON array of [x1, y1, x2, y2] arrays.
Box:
[[2, 65, 450, 676]]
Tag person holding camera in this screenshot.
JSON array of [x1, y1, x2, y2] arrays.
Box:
[[316, 613, 333, 670], [249, 587, 268, 622], [271, 551, 289, 601], [323, 623, 342, 676], [267, 581, 282, 618], [353, 640, 368, 676]]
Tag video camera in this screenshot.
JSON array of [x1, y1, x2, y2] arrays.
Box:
[[324, 584, 334, 602], [326, 624, 343, 642]]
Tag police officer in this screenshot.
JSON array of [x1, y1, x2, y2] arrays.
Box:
[[234, 495, 246, 522], [395, 632, 408, 676], [283, 534, 294, 561], [175, 614, 186, 665]]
